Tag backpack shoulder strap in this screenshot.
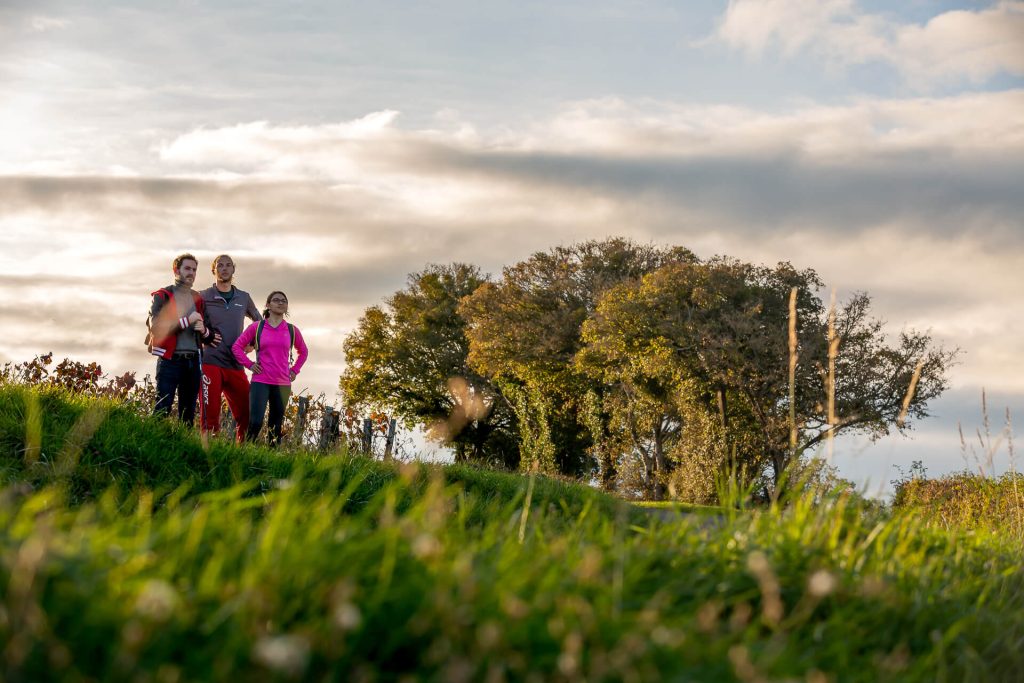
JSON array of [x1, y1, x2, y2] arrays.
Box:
[[255, 319, 266, 353], [287, 323, 295, 364]]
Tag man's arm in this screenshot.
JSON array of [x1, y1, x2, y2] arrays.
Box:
[[198, 301, 220, 346], [202, 316, 221, 346], [246, 295, 261, 323]]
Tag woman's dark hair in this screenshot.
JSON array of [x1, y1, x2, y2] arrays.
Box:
[[263, 291, 289, 319]]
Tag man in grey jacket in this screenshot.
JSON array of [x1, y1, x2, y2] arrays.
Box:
[[199, 254, 262, 440]]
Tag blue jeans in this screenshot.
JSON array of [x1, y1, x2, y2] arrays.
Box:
[[154, 354, 201, 425], [247, 382, 291, 446]]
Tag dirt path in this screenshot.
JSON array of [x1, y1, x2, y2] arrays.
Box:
[[634, 505, 726, 531]]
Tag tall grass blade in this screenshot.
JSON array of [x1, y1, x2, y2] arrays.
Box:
[[23, 389, 41, 467]]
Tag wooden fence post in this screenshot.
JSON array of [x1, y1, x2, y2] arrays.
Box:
[[361, 418, 373, 454], [319, 409, 340, 451], [220, 398, 235, 435], [383, 418, 397, 461], [295, 395, 310, 446]]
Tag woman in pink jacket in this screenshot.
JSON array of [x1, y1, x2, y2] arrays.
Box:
[[232, 291, 309, 445]]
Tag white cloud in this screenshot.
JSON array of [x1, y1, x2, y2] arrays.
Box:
[[157, 111, 402, 178], [893, 4, 1024, 85], [28, 16, 69, 33], [134, 94, 1024, 248], [154, 92, 1024, 174], [534, 91, 1024, 158], [711, 0, 1024, 87]]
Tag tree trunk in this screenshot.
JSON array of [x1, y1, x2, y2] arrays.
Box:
[[644, 453, 657, 500], [769, 447, 788, 501], [470, 422, 492, 461], [716, 385, 728, 429], [652, 424, 668, 501], [600, 444, 618, 492]]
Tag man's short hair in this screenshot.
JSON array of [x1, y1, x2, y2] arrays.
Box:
[[173, 253, 198, 272], [211, 254, 234, 274]]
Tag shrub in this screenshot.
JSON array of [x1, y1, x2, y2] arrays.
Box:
[[893, 470, 1024, 533]]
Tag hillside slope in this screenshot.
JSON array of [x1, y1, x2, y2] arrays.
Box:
[[1, 385, 1024, 682]]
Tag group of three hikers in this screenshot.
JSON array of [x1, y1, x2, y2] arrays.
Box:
[[147, 252, 309, 446]]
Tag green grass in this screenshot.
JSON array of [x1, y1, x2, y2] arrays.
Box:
[[3, 384, 1024, 681], [0, 384, 628, 524]]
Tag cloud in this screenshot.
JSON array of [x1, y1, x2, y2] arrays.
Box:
[[4, 96, 1021, 259], [131, 94, 1024, 246], [27, 15, 69, 33], [2, 95, 1022, 408], [710, 0, 1024, 87], [157, 111, 403, 176]]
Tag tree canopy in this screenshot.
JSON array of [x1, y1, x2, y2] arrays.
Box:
[[340, 263, 517, 467], [459, 238, 697, 479], [340, 239, 955, 501], [577, 257, 955, 497]]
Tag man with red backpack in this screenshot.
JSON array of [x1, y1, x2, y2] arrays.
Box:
[[148, 253, 221, 425]]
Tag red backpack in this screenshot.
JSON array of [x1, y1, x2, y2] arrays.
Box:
[[145, 288, 205, 354]]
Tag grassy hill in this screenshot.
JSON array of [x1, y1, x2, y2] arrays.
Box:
[[2, 384, 1024, 681]]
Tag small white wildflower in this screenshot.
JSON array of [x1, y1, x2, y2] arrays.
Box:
[[333, 603, 362, 631], [252, 634, 310, 677], [135, 579, 179, 621], [746, 550, 769, 574], [557, 652, 578, 676], [412, 533, 441, 559], [808, 569, 837, 598], [651, 626, 683, 647], [476, 621, 501, 649]]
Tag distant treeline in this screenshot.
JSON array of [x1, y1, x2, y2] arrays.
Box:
[[340, 238, 955, 501]]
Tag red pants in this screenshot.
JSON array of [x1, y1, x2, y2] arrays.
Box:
[[201, 365, 250, 441]]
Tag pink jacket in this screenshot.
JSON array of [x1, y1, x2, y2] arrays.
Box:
[[232, 319, 309, 386]]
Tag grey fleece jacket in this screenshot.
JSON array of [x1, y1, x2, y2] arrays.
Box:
[[199, 285, 261, 369]]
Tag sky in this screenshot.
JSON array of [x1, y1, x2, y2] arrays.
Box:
[[1, 0, 1022, 494]]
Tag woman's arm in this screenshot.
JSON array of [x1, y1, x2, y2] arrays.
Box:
[[232, 322, 258, 369], [290, 326, 309, 376]]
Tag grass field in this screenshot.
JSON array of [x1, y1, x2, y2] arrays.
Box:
[[2, 383, 1024, 681]]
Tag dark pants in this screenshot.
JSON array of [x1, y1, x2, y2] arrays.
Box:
[[247, 382, 291, 446], [154, 354, 201, 425]]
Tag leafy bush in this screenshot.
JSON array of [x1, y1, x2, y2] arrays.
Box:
[[893, 469, 1024, 533]]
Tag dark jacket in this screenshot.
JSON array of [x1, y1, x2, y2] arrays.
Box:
[[199, 285, 261, 369]]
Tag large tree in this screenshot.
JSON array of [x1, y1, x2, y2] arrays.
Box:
[[340, 264, 517, 467], [578, 258, 956, 497], [459, 238, 696, 480]]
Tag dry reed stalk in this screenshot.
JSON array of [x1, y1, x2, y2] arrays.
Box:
[[788, 287, 798, 459], [896, 360, 924, 429], [1007, 407, 1020, 535], [23, 390, 41, 466], [958, 422, 970, 471], [981, 389, 995, 475], [518, 459, 539, 544], [55, 403, 110, 476]]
